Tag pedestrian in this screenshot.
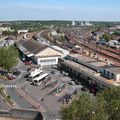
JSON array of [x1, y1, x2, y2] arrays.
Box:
[[41, 98, 44, 101]]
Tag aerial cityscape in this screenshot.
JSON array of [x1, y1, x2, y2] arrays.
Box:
[[0, 0, 120, 120]]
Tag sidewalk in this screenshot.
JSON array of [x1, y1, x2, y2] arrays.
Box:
[[16, 87, 45, 113]]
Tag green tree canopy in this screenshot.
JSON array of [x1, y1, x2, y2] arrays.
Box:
[[98, 87, 120, 120], [0, 46, 19, 71], [61, 87, 120, 120], [102, 33, 111, 42], [61, 94, 108, 120]]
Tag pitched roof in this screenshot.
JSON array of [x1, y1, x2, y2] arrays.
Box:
[[16, 39, 48, 55]]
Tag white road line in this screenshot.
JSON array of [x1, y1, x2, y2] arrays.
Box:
[[4, 85, 17, 88]]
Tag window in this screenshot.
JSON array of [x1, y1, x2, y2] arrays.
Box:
[[111, 73, 114, 79], [107, 71, 110, 78], [103, 69, 106, 75], [40, 59, 56, 63]]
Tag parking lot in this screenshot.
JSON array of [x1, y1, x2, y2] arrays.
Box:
[[0, 60, 95, 120], [19, 66, 73, 119], [19, 65, 95, 120]]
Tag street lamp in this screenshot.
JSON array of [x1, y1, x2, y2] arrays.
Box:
[[25, 87, 28, 97], [91, 111, 95, 120]]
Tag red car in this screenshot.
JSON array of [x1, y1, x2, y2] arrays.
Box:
[[89, 88, 96, 95], [24, 61, 32, 65], [7, 76, 15, 80]]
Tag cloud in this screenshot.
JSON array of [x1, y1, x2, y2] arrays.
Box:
[[4, 3, 65, 11]]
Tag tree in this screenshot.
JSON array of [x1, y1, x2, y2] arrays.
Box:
[[61, 94, 95, 120], [0, 46, 19, 72], [98, 87, 120, 120], [93, 96, 109, 120], [102, 33, 111, 42], [61, 87, 120, 120], [60, 36, 66, 43]]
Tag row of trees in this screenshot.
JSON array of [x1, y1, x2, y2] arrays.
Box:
[[2, 30, 18, 36], [61, 87, 120, 120], [0, 46, 19, 72]]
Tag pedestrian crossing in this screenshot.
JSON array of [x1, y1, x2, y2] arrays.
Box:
[[3, 85, 17, 88]]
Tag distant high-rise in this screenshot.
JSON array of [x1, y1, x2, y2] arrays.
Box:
[[72, 21, 75, 26], [84, 21, 92, 26], [81, 22, 84, 26], [80, 21, 92, 26]]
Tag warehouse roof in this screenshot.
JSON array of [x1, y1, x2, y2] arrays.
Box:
[[16, 39, 48, 55]]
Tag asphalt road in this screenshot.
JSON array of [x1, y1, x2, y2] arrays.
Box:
[[6, 88, 33, 109], [0, 96, 10, 110], [0, 59, 35, 110]]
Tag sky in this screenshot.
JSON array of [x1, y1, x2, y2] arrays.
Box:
[[0, 0, 120, 21]]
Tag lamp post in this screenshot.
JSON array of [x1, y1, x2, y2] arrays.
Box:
[[91, 111, 95, 120]]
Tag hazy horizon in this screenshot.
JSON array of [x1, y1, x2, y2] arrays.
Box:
[[0, 0, 120, 21]]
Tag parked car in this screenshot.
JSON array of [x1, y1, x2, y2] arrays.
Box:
[[81, 87, 89, 92], [27, 67, 31, 72], [63, 72, 69, 76], [51, 71, 55, 74], [7, 76, 16, 80], [13, 71, 21, 76], [24, 61, 32, 65], [68, 81, 76, 85], [89, 88, 96, 94], [52, 65, 57, 69]]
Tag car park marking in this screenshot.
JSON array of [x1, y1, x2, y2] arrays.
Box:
[[4, 85, 17, 88]]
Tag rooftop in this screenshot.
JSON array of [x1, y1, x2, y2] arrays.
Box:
[[61, 58, 120, 87], [68, 54, 108, 72], [105, 67, 120, 74], [16, 39, 48, 55], [52, 46, 69, 53]]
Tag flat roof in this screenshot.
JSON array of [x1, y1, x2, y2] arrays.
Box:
[[69, 54, 107, 68], [105, 67, 120, 74], [52, 46, 69, 53], [66, 60, 97, 74], [0, 117, 25, 120], [61, 59, 120, 87]]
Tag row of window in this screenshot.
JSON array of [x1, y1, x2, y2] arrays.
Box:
[[40, 59, 56, 63], [103, 70, 114, 79]]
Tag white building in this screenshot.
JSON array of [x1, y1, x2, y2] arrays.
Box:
[[16, 39, 64, 66], [72, 21, 75, 26], [0, 27, 11, 31], [81, 22, 84, 26], [51, 30, 58, 36], [102, 67, 120, 83], [52, 46, 69, 57], [84, 21, 92, 26], [18, 30, 28, 34], [0, 39, 14, 48]]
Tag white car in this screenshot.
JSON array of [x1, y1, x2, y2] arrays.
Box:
[[68, 81, 76, 85]]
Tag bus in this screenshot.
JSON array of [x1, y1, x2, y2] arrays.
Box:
[[33, 73, 49, 86], [28, 68, 43, 82]]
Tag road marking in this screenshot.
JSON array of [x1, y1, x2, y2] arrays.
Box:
[[4, 85, 17, 88]]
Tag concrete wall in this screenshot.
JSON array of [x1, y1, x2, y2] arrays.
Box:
[[0, 109, 43, 120], [115, 74, 120, 82]]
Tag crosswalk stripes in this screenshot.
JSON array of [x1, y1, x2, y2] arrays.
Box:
[[4, 85, 17, 88]]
